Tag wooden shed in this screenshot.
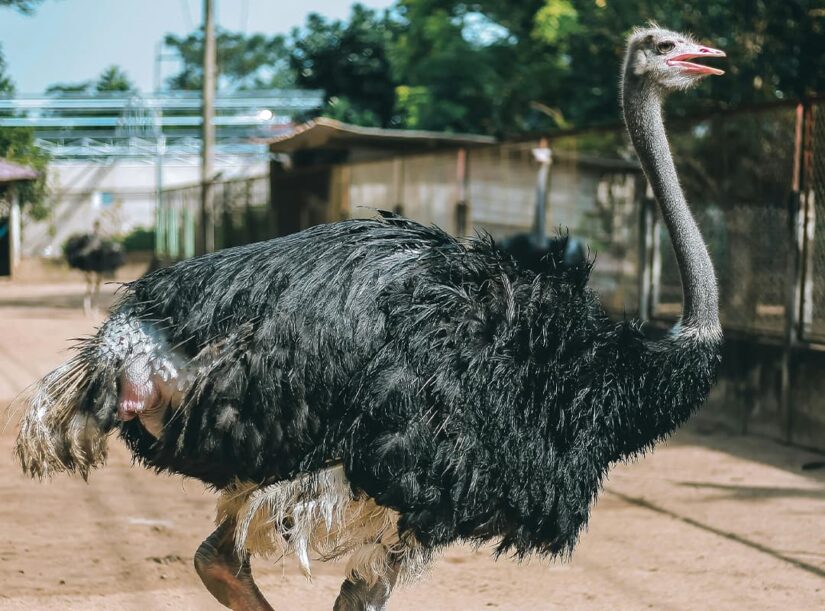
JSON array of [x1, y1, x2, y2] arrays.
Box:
[[267, 118, 495, 236]]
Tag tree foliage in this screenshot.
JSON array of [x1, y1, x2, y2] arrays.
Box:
[[0, 44, 50, 219], [164, 29, 295, 90], [0, 0, 44, 14], [396, 0, 825, 133], [95, 65, 135, 93], [46, 65, 136, 95], [389, 2, 503, 132], [160, 0, 823, 135], [290, 5, 399, 127], [162, 5, 397, 127], [0, 125, 50, 218], [0, 44, 13, 95]]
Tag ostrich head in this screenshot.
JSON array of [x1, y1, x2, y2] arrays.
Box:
[[623, 25, 725, 93]]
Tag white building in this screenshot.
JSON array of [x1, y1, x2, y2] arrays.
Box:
[[22, 157, 266, 257]]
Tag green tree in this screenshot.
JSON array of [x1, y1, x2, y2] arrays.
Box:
[[45, 81, 92, 95], [0, 45, 50, 219], [290, 4, 399, 127], [161, 0, 824, 135], [95, 65, 135, 93], [0, 125, 50, 218], [164, 29, 295, 90], [389, 0, 825, 133], [163, 5, 398, 126], [0, 44, 13, 95], [46, 65, 136, 95], [390, 0, 547, 134], [0, 0, 44, 14]]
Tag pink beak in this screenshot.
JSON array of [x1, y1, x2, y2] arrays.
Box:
[[667, 45, 726, 76]]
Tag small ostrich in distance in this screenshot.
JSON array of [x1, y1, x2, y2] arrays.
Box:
[[499, 144, 588, 274], [64, 220, 125, 314], [498, 147, 590, 273], [499, 230, 587, 274], [16, 27, 724, 611]]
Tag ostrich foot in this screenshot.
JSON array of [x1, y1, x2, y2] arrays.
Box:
[[333, 555, 399, 611], [194, 520, 274, 611]]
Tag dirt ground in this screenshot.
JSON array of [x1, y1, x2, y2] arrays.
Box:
[[1, 274, 825, 610]]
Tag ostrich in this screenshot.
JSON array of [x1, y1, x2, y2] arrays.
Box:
[[499, 145, 587, 274], [64, 221, 126, 313], [499, 230, 587, 274], [15, 26, 724, 611]]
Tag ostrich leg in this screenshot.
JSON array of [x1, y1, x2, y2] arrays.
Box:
[[83, 273, 93, 315], [92, 273, 102, 313], [194, 520, 274, 611], [333, 549, 400, 611]]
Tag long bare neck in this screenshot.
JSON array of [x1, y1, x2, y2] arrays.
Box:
[[622, 77, 721, 340], [533, 161, 550, 248]]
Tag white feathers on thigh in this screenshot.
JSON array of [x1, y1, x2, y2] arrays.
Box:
[[218, 464, 431, 585]]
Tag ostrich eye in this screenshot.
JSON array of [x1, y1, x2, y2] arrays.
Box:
[[656, 41, 675, 54]]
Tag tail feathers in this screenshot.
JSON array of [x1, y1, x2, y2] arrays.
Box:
[[14, 355, 109, 480]]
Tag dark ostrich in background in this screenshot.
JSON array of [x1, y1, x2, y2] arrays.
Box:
[[498, 145, 588, 274], [64, 221, 125, 313], [16, 27, 725, 611]]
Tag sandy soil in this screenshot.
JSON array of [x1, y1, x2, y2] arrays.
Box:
[[1, 277, 825, 610]]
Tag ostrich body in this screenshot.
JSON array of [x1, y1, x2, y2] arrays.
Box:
[[498, 231, 587, 274], [16, 28, 724, 611], [64, 223, 126, 313]]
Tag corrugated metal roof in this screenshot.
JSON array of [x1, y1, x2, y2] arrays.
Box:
[[267, 117, 496, 153], [0, 158, 37, 183]]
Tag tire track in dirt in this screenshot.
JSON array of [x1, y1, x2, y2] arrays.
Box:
[[0, 342, 33, 398], [606, 488, 825, 580], [74, 475, 160, 594]]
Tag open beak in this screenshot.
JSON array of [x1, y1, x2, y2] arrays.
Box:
[[667, 45, 726, 76]]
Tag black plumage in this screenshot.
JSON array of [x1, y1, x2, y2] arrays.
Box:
[[498, 232, 588, 276], [67, 212, 717, 558], [64, 233, 125, 275]]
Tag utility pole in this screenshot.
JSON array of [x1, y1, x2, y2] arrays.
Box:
[[200, 0, 216, 254]]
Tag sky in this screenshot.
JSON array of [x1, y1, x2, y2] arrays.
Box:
[[0, 0, 395, 93]]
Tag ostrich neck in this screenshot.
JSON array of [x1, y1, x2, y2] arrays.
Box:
[[622, 80, 720, 339], [533, 162, 550, 248]]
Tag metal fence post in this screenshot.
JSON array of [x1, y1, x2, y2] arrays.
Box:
[[393, 157, 404, 215], [244, 178, 254, 244], [455, 148, 469, 236], [781, 102, 811, 443], [9, 186, 21, 278]]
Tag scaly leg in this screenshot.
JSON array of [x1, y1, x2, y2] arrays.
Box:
[[83, 273, 92, 315], [333, 548, 400, 611], [93, 273, 101, 313], [194, 520, 274, 611]]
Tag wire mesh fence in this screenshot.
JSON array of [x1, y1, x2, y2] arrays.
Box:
[[653, 106, 798, 336], [805, 100, 825, 342]]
